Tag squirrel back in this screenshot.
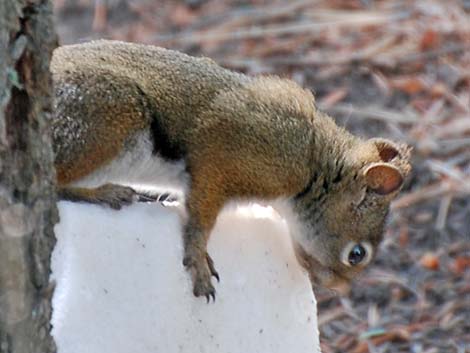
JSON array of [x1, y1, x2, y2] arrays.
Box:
[[51, 40, 340, 199]]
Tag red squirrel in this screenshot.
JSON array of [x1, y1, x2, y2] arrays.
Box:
[[51, 40, 411, 301]]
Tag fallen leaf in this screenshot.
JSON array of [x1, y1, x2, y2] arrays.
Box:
[[430, 82, 447, 98], [420, 252, 440, 271], [449, 256, 470, 274], [391, 77, 426, 95], [420, 29, 440, 50]]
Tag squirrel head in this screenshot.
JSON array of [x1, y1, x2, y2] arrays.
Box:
[[291, 138, 411, 294]]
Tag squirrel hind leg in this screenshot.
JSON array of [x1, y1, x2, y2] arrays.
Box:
[[58, 183, 137, 210]]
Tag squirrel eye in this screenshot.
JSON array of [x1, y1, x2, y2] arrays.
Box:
[[348, 244, 366, 265], [341, 242, 373, 267]]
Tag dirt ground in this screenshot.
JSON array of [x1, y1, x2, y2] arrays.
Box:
[[54, 1, 470, 352]]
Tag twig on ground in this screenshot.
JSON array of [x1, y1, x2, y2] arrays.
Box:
[[318, 306, 350, 327], [392, 178, 470, 210], [435, 195, 453, 230], [153, 11, 403, 44], [321, 103, 418, 124]]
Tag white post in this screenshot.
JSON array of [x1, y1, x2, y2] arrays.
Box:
[[52, 202, 321, 353]]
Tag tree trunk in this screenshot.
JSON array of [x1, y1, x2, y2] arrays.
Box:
[[0, 0, 58, 352]]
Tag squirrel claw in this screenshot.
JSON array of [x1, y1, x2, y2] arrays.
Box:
[[193, 277, 216, 303], [157, 193, 171, 202], [212, 272, 220, 282], [205, 253, 220, 282], [136, 191, 178, 204], [205, 292, 216, 303], [136, 193, 159, 202], [184, 252, 218, 302]]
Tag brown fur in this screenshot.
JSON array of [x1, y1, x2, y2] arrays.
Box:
[[51, 40, 411, 300]]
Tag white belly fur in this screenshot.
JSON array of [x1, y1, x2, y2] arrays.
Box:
[[70, 131, 189, 194]]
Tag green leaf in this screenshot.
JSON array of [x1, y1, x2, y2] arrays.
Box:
[[7, 67, 23, 89], [359, 328, 386, 340]]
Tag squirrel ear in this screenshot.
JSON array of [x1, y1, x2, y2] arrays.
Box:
[[371, 138, 400, 162], [364, 163, 403, 195]]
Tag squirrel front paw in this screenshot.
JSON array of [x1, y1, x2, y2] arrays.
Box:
[[94, 183, 137, 210], [183, 251, 219, 302]]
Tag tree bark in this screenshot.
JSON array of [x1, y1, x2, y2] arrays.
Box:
[[0, 1, 58, 352]]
